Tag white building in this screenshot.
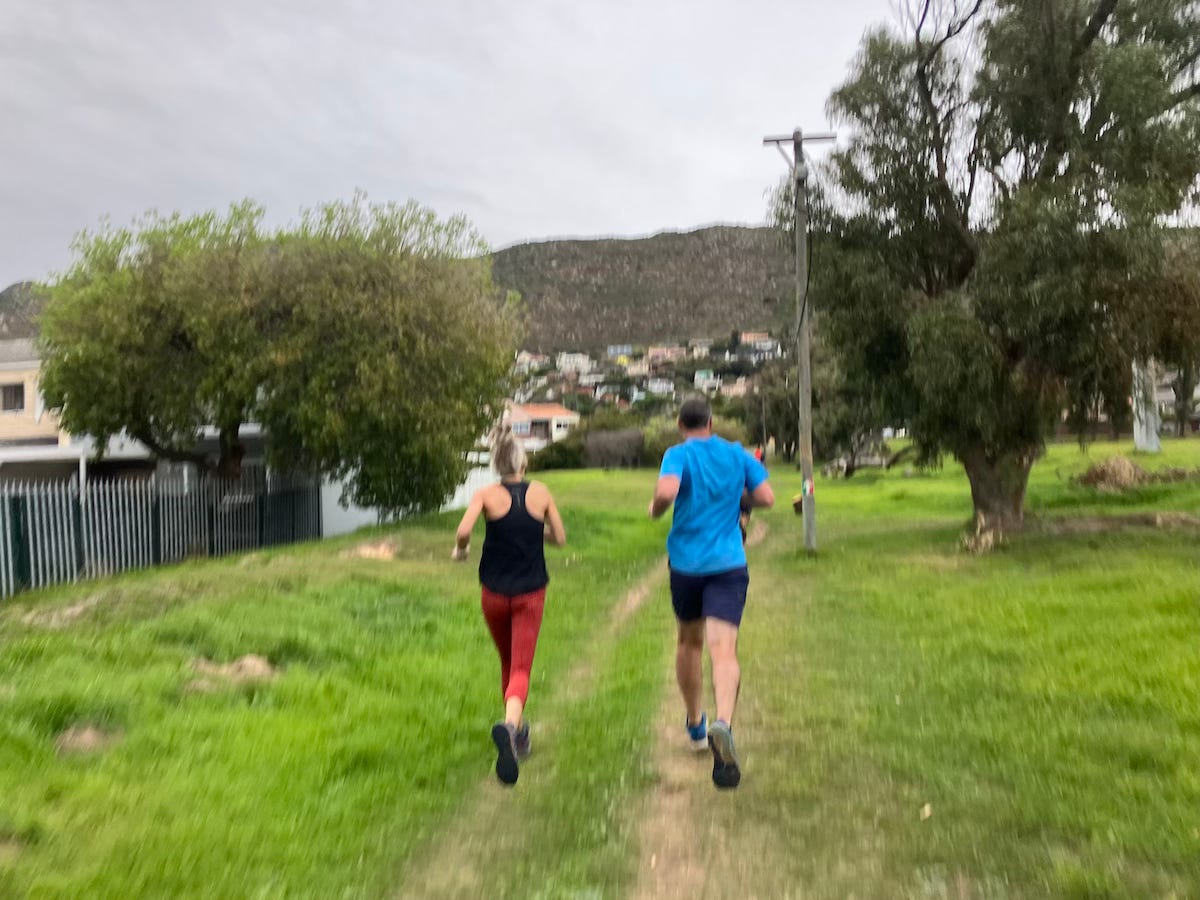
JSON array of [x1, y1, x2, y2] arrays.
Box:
[[556, 352, 594, 375], [514, 350, 550, 375], [720, 377, 750, 399], [647, 377, 675, 397], [503, 402, 581, 452], [694, 369, 722, 394], [625, 358, 650, 378]]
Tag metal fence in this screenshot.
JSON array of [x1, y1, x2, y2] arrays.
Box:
[[0, 468, 321, 600]]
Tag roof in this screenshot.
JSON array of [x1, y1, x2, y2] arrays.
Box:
[[507, 403, 579, 421], [0, 338, 38, 366]]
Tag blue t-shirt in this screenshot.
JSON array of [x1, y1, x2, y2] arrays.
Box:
[[659, 436, 769, 576]]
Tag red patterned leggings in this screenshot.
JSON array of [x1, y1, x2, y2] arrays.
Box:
[[480, 586, 546, 705]]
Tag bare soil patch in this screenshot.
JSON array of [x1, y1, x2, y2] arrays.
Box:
[[632, 521, 770, 900], [0, 836, 23, 864], [607, 563, 668, 635], [1076, 456, 1200, 492], [341, 539, 399, 561], [55, 725, 121, 755], [394, 556, 670, 898], [1041, 511, 1200, 535], [22, 593, 108, 629], [631, 697, 711, 900], [187, 654, 277, 693]]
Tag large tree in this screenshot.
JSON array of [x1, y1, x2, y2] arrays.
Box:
[[39, 197, 519, 514], [1148, 234, 1200, 435], [808, 0, 1200, 535]]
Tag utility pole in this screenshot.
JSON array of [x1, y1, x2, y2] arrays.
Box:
[[764, 127, 835, 553]]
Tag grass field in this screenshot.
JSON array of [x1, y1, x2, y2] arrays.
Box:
[[2, 439, 1199, 898]]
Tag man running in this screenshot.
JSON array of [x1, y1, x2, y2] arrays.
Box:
[[648, 396, 774, 789]]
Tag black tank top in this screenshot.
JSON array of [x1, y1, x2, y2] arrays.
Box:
[[478, 482, 549, 595]]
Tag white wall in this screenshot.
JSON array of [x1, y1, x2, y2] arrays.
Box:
[[321, 465, 497, 538], [320, 480, 380, 537]]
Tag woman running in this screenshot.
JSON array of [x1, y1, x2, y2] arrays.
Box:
[[452, 426, 566, 785]]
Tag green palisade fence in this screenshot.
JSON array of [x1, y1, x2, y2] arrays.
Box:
[[0, 468, 321, 600]]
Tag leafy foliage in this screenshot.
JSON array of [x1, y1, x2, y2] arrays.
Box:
[[39, 197, 519, 514], [794, 0, 1200, 531]]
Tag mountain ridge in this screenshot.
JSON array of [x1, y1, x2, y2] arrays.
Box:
[[491, 224, 793, 351]]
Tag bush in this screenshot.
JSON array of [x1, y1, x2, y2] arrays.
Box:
[[641, 415, 748, 466], [584, 429, 645, 468], [527, 433, 584, 471]]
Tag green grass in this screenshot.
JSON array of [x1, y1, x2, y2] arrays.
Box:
[[2, 440, 1200, 898], [0, 471, 669, 899]]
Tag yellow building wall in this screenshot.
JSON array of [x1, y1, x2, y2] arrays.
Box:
[[0, 366, 69, 445]]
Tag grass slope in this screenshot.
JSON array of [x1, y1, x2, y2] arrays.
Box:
[[1, 440, 1199, 898]]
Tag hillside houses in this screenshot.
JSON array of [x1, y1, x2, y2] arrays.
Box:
[[513, 328, 784, 411]]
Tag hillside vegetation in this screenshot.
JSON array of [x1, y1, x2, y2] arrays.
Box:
[[492, 225, 793, 350]]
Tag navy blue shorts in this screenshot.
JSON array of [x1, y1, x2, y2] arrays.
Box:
[[669, 566, 750, 627]]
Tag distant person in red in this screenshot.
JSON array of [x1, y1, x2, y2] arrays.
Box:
[[753, 445, 766, 463], [453, 425, 567, 785]]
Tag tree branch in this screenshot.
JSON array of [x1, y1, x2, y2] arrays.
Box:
[[1074, 0, 1119, 60], [910, 0, 983, 284], [1168, 81, 1200, 107], [1038, 0, 1121, 180], [129, 427, 214, 472]]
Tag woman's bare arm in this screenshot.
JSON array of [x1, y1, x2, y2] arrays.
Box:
[[542, 492, 567, 547], [452, 490, 486, 560]]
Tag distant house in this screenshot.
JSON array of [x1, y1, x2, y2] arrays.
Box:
[[556, 352, 594, 375], [0, 338, 68, 448], [514, 350, 550, 375], [720, 376, 750, 399], [739, 331, 771, 346], [647, 345, 687, 366], [606, 344, 632, 359], [689, 338, 713, 359], [504, 402, 581, 452], [694, 369, 721, 394], [647, 377, 675, 397], [625, 358, 650, 378]]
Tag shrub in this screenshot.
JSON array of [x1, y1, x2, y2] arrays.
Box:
[[641, 415, 748, 466], [527, 434, 584, 471], [584, 429, 645, 468]]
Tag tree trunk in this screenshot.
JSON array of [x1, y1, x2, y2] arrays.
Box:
[[1174, 361, 1196, 438], [960, 448, 1034, 539]]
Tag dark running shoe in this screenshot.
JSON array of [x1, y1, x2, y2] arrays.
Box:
[[491, 722, 519, 785], [686, 712, 709, 751], [515, 721, 531, 761], [708, 720, 741, 789]]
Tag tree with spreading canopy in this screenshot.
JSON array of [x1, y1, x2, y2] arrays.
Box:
[[797, 0, 1200, 535], [38, 196, 520, 515]]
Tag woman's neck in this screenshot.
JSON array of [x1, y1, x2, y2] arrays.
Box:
[[501, 474, 524, 483]]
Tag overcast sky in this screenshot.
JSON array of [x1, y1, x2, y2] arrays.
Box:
[[0, 0, 894, 286]]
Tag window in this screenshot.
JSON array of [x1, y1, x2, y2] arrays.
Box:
[[511, 421, 531, 436], [1, 383, 24, 413]]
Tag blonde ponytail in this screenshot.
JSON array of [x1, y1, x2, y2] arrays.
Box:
[[490, 423, 528, 477]]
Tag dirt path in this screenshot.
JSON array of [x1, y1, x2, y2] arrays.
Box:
[[393, 558, 668, 899], [630, 520, 769, 900]]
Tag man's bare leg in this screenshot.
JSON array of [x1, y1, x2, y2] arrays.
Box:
[[676, 619, 705, 726], [705, 618, 740, 726]]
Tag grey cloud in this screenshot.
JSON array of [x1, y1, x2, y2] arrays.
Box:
[[0, 0, 892, 285]]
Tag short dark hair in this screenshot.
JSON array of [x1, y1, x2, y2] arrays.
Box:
[[678, 396, 712, 430]]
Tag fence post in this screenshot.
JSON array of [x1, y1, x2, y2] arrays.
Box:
[[73, 490, 85, 578], [151, 481, 163, 565], [206, 480, 217, 558], [9, 495, 31, 592]]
